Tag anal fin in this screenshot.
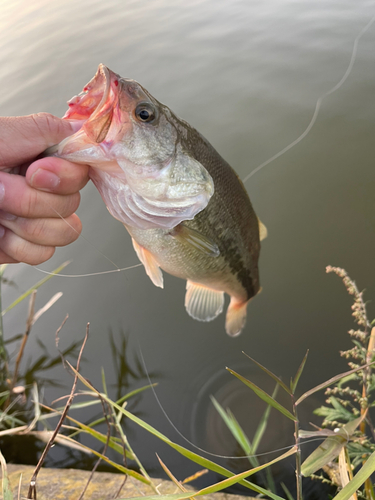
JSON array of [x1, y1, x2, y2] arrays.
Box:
[[132, 238, 163, 288], [185, 281, 224, 322], [225, 297, 249, 337]]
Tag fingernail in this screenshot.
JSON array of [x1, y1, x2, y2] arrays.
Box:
[[0, 210, 16, 221], [0, 182, 4, 204], [30, 169, 60, 191], [0, 225, 5, 238]]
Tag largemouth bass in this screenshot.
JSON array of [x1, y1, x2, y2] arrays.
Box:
[[47, 64, 266, 336]]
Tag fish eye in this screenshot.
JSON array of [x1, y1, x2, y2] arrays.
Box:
[[135, 103, 157, 123]]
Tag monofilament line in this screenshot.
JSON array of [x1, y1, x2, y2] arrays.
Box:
[[46, 201, 122, 271], [32, 263, 142, 278], [242, 12, 375, 184], [139, 347, 325, 461]]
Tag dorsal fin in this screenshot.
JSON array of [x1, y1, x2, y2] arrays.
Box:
[[185, 281, 224, 321], [258, 218, 268, 241]]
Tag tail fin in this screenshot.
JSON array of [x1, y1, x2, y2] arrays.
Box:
[[225, 297, 249, 337]]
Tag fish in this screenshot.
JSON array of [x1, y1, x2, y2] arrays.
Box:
[[46, 64, 266, 336]]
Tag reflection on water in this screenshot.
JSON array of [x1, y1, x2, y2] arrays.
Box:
[[189, 362, 331, 495], [1, 0, 375, 495]]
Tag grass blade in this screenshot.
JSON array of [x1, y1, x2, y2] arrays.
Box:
[[301, 415, 365, 476], [333, 450, 375, 500], [227, 368, 296, 422], [116, 383, 158, 405], [1, 261, 70, 316], [210, 397, 252, 456], [68, 363, 288, 500], [242, 352, 291, 395], [252, 384, 279, 454], [296, 362, 375, 405], [0, 449, 13, 500], [189, 446, 296, 496], [157, 455, 195, 500], [290, 350, 309, 394], [117, 447, 297, 500], [338, 448, 356, 500], [118, 495, 192, 500], [39, 402, 134, 459], [58, 434, 150, 484], [281, 482, 295, 500]]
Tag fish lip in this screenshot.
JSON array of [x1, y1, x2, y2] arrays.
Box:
[[84, 64, 111, 125], [62, 64, 120, 143]]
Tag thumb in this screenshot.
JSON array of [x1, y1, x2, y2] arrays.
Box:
[[0, 113, 80, 168]]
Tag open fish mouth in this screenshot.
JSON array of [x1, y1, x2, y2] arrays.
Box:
[[43, 64, 124, 159], [46, 64, 215, 231], [63, 64, 121, 144]]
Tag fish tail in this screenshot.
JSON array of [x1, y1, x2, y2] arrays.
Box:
[[225, 297, 249, 337]]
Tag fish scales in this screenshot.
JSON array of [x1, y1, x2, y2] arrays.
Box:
[[46, 64, 265, 336], [128, 124, 260, 297]]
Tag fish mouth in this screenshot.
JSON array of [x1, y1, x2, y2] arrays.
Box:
[[63, 63, 121, 144]]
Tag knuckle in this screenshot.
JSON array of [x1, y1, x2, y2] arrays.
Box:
[[63, 193, 81, 216], [24, 189, 40, 217], [12, 238, 55, 265], [33, 112, 68, 142], [33, 112, 56, 129], [26, 218, 48, 240], [65, 215, 82, 244], [29, 247, 55, 266]]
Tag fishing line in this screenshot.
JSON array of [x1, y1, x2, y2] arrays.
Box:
[[242, 12, 375, 184], [139, 347, 326, 461], [29, 198, 143, 278], [32, 263, 142, 278], [31, 12, 375, 278], [46, 201, 121, 270]]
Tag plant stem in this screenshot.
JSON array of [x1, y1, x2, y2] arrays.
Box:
[[292, 395, 302, 500]]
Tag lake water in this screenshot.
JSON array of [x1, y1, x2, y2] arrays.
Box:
[[1, 0, 375, 496]]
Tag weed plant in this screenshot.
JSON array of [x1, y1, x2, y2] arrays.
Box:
[[1, 265, 375, 500]]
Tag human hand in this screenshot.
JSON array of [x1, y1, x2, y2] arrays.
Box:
[[0, 113, 89, 264]]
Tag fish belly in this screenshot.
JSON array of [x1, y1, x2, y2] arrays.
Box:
[[126, 225, 248, 300], [126, 224, 255, 337]]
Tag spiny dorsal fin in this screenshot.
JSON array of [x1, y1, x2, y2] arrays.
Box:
[[132, 238, 164, 288], [185, 281, 224, 321]]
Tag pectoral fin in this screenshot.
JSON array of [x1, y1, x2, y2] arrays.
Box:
[[171, 224, 220, 257], [185, 281, 224, 321], [132, 239, 163, 288]]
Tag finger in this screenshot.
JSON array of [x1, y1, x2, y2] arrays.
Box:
[[0, 171, 80, 219], [0, 114, 80, 168], [26, 157, 90, 195], [0, 248, 19, 264], [0, 211, 82, 247], [0, 226, 55, 265]]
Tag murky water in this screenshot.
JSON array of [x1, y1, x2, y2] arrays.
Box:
[[1, 0, 375, 495]]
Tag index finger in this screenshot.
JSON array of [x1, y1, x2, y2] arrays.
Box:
[[26, 157, 90, 195], [0, 171, 80, 219]]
